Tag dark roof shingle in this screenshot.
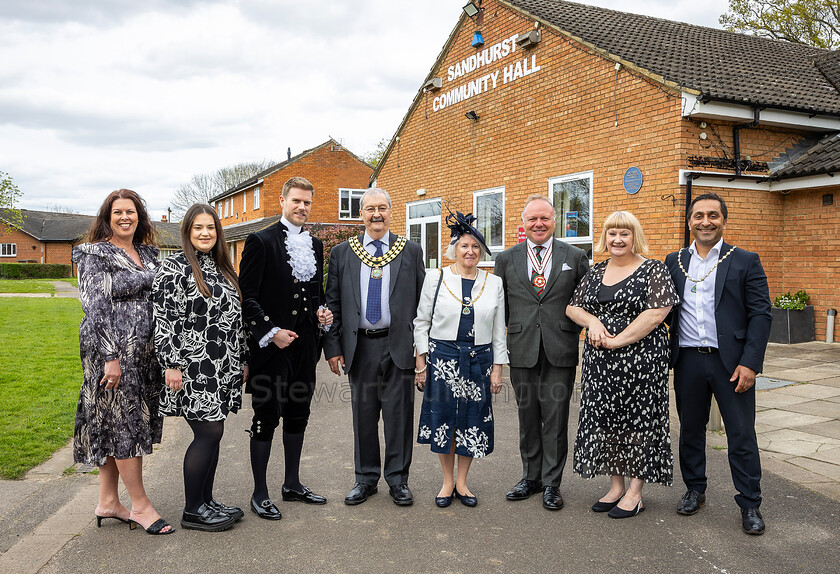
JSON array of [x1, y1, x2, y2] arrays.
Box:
[[769, 133, 840, 179]]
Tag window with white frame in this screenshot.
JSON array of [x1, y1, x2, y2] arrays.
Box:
[[472, 187, 504, 263], [0, 243, 16, 257], [253, 187, 260, 210], [242, 191, 247, 213], [406, 198, 441, 269], [215, 201, 221, 215], [226, 199, 231, 218], [549, 171, 593, 260], [339, 188, 365, 220]]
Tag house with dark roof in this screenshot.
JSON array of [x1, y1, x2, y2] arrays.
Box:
[[208, 138, 372, 269], [374, 0, 840, 339], [0, 209, 181, 275]]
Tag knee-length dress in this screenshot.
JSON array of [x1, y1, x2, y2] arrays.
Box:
[[571, 258, 678, 485], [72, 242, 163, 466], [152, 251, 248, 420], [417, 278, 495, 458]]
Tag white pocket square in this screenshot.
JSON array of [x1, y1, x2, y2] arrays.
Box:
[[561, 263, 573, 271]]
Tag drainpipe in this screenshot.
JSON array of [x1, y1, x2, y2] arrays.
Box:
[[733, 108, 761, 176], [684, 173, 693, 247]]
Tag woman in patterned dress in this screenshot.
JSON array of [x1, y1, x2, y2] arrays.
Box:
[[72, 189, 172, 535], [414, 212, 507, 508], [152, 204, 248, 532], [566, 211, 678, 519]]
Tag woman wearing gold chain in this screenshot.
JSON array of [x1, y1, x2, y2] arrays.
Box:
[[413, 211, 507, 508]]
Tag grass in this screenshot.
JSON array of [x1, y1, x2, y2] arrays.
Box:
[[0, 279, 57, 294], [0, 298, 84, 479]]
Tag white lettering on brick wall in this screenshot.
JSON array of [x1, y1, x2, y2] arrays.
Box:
[[433, 52, 541, 112]]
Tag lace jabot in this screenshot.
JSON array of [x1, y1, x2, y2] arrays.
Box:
[[286, 231, 316, 281]]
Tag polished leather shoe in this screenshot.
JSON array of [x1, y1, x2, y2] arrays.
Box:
[[741, 507, 765, 535], [282, 485, 327, 505], [344, 482, 378, 506], [455, 489, 477, 507], [435, 490, 455, 508], [677, 490, 706, 515], [208, 499, 244, 521], [542, 486, 564, 511], [591, 498, 621, 513], [608, 500, 645, 519], [506, 479, 543, 501], [181, 503, 236, 532], [250, 497, 282, 520], [389, 483, 414, 506]]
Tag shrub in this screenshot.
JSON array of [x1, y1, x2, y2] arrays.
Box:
[[0, 262, 71, 279], [773, 289, 810, 311]]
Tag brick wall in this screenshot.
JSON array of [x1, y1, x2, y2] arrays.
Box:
[[0, 227, 45, 263]]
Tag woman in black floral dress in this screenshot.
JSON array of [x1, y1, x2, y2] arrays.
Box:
[[566, 211, 678, 519], [153, 204, 248, 532], [72, 189, 172, 534]]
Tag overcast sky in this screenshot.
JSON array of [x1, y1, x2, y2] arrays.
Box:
[[0, 0, 729, 218]]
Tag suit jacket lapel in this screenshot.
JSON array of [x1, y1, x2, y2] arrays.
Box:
[[513, 242, 539, 301], [388, 231, 403, 296], [541, 239, 564, 296], [714, 242, 734, 310], [674, 248, 690, 296], [350, 234, 363, 305]]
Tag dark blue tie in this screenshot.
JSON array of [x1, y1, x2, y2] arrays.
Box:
[[366, 240, 384, 325]]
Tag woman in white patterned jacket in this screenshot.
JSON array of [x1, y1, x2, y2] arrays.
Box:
[[413, 211, 508, 508]]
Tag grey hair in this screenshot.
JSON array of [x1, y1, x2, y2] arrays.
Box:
[[361, 188, 392, 209], [445, 232, 489, 260]]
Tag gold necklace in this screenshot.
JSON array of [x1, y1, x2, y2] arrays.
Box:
[[442, 268, 488, 315], [677, 246, 736, 293]]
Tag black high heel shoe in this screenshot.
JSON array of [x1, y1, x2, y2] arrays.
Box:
[[95, 514, 130, 527], [129, 517, 176, 535], [607, 499, 645, 519], [455, 489, 477, 507], [435, 490, 455, 508]]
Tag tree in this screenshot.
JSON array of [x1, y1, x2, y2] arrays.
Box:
[[170, 160, 276, 218], [44, 203, 80, 214], [0, 171, 23, 233], [720, 0, 840, 49], [362, 138, 391, 169]]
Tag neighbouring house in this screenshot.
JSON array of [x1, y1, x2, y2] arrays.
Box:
[[373, 0, 840, 339], [0, 209, 181, 275], [208, 138, 373, 270]]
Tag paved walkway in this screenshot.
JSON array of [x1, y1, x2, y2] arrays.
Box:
[[0, 342, 838, 573]]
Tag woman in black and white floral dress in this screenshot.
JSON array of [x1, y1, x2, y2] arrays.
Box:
[[567, 211, 678, 519], [153, 204, 248, 532]]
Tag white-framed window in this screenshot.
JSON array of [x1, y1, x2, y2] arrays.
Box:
[[0, 243, 16, 257], [226, 199, 231, 218], [406, 198, 441, 269], [339, 188, 366, 220], [242, 191, 247, 213], [215, 201, 221, 215], [549, 171, 593, 260], [473, 186, 505, 264], [253, 187, 260, 210]]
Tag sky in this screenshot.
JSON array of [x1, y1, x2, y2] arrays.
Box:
[[0, 0, 730, 219]]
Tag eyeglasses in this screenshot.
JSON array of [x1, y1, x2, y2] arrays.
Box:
[[363, 206, 390, 214]]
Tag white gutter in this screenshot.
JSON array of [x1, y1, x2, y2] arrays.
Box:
[[679, 169, 840, 191], [681, 92, 840, 132]]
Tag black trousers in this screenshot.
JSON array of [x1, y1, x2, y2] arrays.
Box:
[[348, 334, 414, 487], [674, 348, 761, 509]]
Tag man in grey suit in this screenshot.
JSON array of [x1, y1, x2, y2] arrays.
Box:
[[494, 195, 589, 510], [323, 188, 425, 506]]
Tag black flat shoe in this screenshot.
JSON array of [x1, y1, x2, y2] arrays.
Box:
[[282, 485, 327, 505], [181, 504, 235, 532], [455, 489, 477, 507], [208, 499, 244, 521], [435, 490, 455, 508], [95, 514, 130, 527], [677, 490, 706, 515], [345, 482, 378, 506], [741, 507, 765, 535], [389, 483, 414, 506], [250, 497, 282, 520], [506, 479, 542, 501], [608, 500, 645, 519], [543, 486, 564, 511], [591, 499, 621, 513], [129, 517, 175, 535]]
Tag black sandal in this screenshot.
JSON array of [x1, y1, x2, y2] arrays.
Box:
[[130, 517, 175, 535]]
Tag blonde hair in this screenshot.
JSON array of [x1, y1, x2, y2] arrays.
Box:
[[594, 211, 648, 255]]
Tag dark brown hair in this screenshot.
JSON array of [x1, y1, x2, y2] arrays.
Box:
[[181, 204, 241, 299], [86, 189, 157, 245], [282, 176, 314, 197]]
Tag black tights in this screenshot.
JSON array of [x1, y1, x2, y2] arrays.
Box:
[[184, 419, 225, 513]]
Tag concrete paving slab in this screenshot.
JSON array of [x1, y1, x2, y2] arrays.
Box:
[[805, 481, 840, 501], [797, 420, 840, 441], [777, 400, 840, 419], [755, 422, 784, 434], [755, 409, 832, 428], [766, 369, 840, 382], [814, 378, 840, 388], [786, 456, 840, 482], [761, 457, 834, 484], [770, 384, 840, 400], [806, 446, 840, 466], [758, 429, 840, 456], [0, 293, 51, 298], [755, 392, 812, 409]]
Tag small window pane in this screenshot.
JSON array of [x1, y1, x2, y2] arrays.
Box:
[[553, 178, 590, 240], [476, 192, 503, 248], [408, 200, 441, 219], [409, 224, 421, 244]]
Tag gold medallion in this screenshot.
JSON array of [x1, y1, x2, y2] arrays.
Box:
[[371, 267, 383, 280]]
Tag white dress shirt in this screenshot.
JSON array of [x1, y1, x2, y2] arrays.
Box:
[[678, 237, 724, 348], [526, 238, 553, 278], [359, 232, 391, 329]]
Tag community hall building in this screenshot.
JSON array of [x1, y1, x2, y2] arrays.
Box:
[[373, 0, 840, 339]]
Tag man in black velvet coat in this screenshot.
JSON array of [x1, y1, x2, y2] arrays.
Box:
[[239, 176, 331, 520]]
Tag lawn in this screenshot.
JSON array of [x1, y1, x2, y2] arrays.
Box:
[[0, 279, 57, 294], [0, 298, 84, 479]]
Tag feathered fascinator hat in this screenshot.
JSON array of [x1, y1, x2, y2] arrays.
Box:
[[445, 209, 490, 256]]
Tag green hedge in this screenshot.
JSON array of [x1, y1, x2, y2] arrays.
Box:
[[0, 263, 71, 279]]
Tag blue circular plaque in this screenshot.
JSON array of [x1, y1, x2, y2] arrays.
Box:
[[623, 167, 643, 195]]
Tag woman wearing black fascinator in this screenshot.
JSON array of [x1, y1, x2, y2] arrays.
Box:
[[413, 209, 508, 508]]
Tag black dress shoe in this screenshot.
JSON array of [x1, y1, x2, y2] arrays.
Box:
[[741, 507, 765, 535], [543, 486, 564, 511], [455, 489, 477, 507], [608, 500, 645, 519], [435, 490, 455, 508], [677, 490, 706, 515], [282, 485, 327, 505], [344, 482, 378, 506], [506, 479, 543, 501], [591, 498, 621, 513], [208, 499, 244, 521], [389, 483, 414, 506], [181, 504, 236, 532], [250, 497, 282, 520]]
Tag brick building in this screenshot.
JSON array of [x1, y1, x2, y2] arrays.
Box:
[[209, 138, 373, 269], [373, 0, 840, 339]]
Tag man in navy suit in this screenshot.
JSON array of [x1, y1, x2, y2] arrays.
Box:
[[665, 192, 771, 535]]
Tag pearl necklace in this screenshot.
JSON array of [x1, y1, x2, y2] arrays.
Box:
[[677, 246, 736, 293]]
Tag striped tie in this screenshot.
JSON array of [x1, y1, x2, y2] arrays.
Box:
[[531, 245, 544, 296]]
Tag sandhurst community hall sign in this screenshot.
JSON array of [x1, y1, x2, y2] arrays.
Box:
[[431, 33, 542, 112]]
